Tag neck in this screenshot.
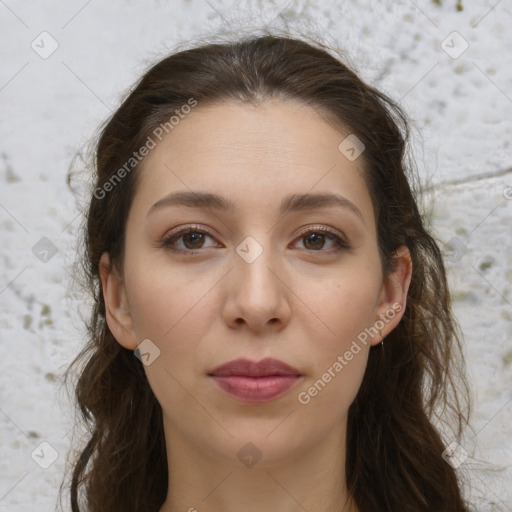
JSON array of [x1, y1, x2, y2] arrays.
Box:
[[158, 416, 359, 512]]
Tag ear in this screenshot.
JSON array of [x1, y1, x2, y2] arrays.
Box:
[[371, 245, 413, 346], [99, 252, 138, 350]]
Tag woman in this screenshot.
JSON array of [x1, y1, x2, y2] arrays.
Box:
[[61, 30, 471, 512]]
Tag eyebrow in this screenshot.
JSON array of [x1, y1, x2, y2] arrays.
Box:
[[147, 191, 365, 223]]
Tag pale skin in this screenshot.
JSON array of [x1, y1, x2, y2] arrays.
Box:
[[99, 99, 412, 512]]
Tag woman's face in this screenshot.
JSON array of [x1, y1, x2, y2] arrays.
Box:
[[101, 99, 411, 468]]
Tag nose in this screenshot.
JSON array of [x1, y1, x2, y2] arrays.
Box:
[[221, 237, 292, 333]]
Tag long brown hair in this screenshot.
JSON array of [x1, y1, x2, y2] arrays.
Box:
[[60, 29, 471, 512]]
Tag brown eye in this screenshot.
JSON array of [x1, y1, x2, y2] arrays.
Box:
[[294, 227, 350, 253], [303, 232, 327, 250], [181, 231, 206, 249], [161, 224, 350, 256], [161, 226, 218, 254]]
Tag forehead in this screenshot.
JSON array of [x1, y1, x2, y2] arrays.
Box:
[[141, 99, 356, 169], [132, 99, 374, 225]]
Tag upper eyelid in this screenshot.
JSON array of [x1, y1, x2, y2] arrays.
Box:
[[295, 224, 345, 239], [163, 223, 346, 239]]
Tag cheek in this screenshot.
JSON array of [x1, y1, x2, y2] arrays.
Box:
[[124, 259, 224, 388], [296, 290, 372, 426], [310, 266, 381, 348], [124, 266, 218, 411], [125, 261, 209, 340], [294, 269, 379, 413]]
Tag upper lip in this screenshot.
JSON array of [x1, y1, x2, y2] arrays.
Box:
[[208, 358, 301, 377]]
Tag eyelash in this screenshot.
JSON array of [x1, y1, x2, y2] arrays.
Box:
[[160, 224, 351, 255]]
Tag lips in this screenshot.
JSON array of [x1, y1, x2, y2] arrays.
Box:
[[208, 358, 302, 403], [209, 357, 301, 377]]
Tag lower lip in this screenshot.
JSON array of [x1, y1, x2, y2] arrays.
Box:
[[210, 375, 301, 403]]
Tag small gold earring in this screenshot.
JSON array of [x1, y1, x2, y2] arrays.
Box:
[[379, 329, 385, 346]]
